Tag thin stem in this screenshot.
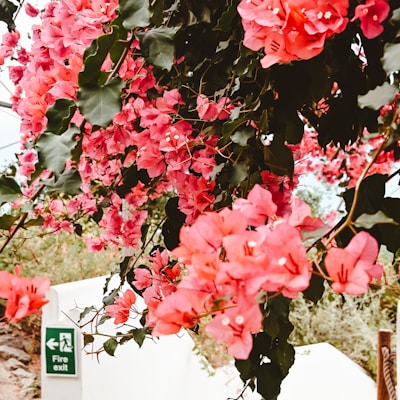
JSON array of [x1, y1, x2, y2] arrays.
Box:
[[326, 131, 391, 244], [386, 166, 400, 183], [124, 215, 168, 275], [312, 258, 331, 281], [228, 381, 253, 400], [105, 34, 137, 85]]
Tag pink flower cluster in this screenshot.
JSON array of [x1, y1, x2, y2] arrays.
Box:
[[0, 30, 20, 65], [104, 183, 383, 358], [147, 184, 326, 359], [7, 5, 225, 249], [325, 231, 382, 295], [289, 126, 395, 188], [0, 266, 50, 323], [196, 95, 233, 122], [237, 0, 349, 68], [6, 0, 119, 142], [105, 289, 136, 324], [352, 0, 390, 39], [77, 84, 223, 249], [130, 249, 183, 327]]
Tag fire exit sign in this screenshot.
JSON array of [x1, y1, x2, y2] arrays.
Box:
[[45, 327, 77, 376]]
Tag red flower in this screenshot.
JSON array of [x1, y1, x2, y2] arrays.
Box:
[[206, 296, 262, 359], [0, 266, 50, 323], [325, 232, 383, 295], [232, 184, 277, 226], [151, 288, 209, 336], [259, 222, 312, 298], [105, 289, 137, 325], [352, 0, 390, 39], [237, 0, 349, 68]]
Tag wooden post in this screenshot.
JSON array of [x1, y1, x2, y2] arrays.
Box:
[[377, 329, 392, 400]]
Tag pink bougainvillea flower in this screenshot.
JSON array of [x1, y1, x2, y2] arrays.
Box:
[[155, 88, 185, 113], [132, 267, 153, 291], [0, 266, 50, 323], [24, 2, 40, 17], [232, 184, 277, 226], [18, 150, 37, 178], [196, 94, 221, 121], [151, 288, 209, 336], [196, 95, 232, 121], [287, 197, 326, 237], [206, 297, 262, 359], [352, 0, 390, 39], [324, 231, 383, 295], [172, 207, 248, 265], [237, 0, 349, 68], [0, 270, 14, 299], [259, 223, 312, 298], [1, 30, 20, 48], [105, 289, 136, 325]]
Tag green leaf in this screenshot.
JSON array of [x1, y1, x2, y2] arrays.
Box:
[[382, 43, 400, 76], [77, 78, 125, 127], [343, 174, 387, 219], [263, 311, 279, 339], [0, 176, 22, 204], [231, 126, 255, 146], [0, 214, 18, 230], [258, 109, 269, 133], [24, 216, 45, 227], [256, 362, 282, 400], [391, 7, 400, 21], [98, 315, 111, 326], [79, 306, 95, 321], [264, 142, 294, 178], [45, 98, 77, 135], [137, 26, 178, 71], [103, 337, 118, 356], [47, 169, 82, 195], [79, 29, 119, 87], [130, 328, 147, 347], [150, 0, 164, 26], [36, 127, 79, 178], [231, 163, 249, 185], [235, 359, 254, 382], [0, 0, 17, 31], [120, 0, 151, 30], [302, 273, 325, 304], [103, 288, 119, 306], [358, 82, 398, 110], [354, 210, 399, 229], [215, 0, 240, 31], [119, 256, 131, 280], [83, 334, 95, 347], [220, 115, 252, 146]]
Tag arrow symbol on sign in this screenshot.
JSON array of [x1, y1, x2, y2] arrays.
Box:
[[46, 338, 59, 351]]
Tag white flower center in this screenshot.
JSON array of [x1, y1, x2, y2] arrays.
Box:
[[278, 257, 287, 266], [235, 315, 245, 325], [221, 317, 230, 326]]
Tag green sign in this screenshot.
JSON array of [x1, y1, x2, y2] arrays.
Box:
[[45, 327, 77, 376]]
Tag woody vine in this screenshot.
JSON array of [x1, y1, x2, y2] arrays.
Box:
[[0, 0, 400, 399]]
